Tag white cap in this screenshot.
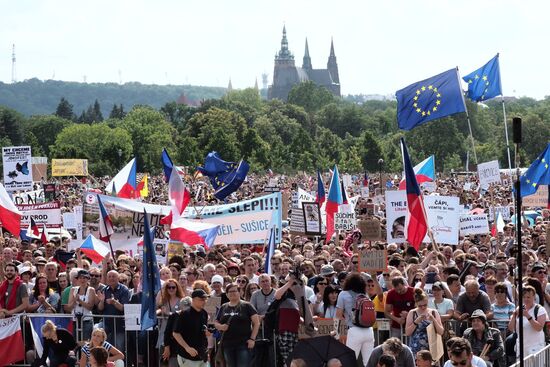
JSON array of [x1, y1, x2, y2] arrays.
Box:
[[211, 274, 224, 286]]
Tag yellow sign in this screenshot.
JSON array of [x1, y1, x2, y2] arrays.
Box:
[[51, 159, 89, 176]]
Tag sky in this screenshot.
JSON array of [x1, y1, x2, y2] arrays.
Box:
[[1, 0, 549, 99]]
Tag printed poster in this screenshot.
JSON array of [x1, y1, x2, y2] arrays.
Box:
[[2, 146, 33, 191]]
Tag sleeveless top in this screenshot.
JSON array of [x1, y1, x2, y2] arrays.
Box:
[[73, 286, 93, 321]]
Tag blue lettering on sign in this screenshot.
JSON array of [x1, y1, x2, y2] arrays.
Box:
[[240, 220, 270, 233], [217, 224, 234, 236]]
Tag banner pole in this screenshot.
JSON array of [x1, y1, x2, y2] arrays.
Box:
[[465, 112, 478, 165]]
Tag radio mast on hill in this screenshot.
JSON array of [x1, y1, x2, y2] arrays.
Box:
[[11, 44, 16, 83]]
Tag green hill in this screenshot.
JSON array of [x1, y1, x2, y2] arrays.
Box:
[[0, 78, 227, 116]]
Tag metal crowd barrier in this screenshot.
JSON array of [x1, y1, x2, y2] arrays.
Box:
[[7, 314, 514, 367], [510, 344, 550, 367]]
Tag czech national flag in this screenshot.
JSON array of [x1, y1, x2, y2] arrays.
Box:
[[0, 316, 25, 366], [40, 223, 49, 245], [170, 217, 219, 249], [362, 172, 369, 187], [325, 165, 343, 241], [0, 182, 21, 236], [401, 138, 428, 250], [398, 155, 435, 190], [315, 170, 325, 207], [28, 217, 40, 237], [97, 195, 114, 242], [160, 166, 191, 226], [79, 234, 111, 264], [29, 315, 73, 359], [106, 158, 139, 199]]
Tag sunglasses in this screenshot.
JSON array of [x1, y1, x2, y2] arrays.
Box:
[[90, 274, 101, 278], [317, 282, 327, 286], [237, 279, 247, 283], [537, 271, 547, 275], [352, 261, 358, 265], [495, 290, 507, 294], [167, 286, 177, 290]]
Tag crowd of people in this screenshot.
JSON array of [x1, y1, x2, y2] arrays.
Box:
[[0, 170, 548, 367]]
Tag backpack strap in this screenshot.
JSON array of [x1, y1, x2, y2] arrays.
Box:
[[534, 304, 540, 319]]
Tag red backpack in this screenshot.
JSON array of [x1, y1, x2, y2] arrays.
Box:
[[353, 294, 376, 328]]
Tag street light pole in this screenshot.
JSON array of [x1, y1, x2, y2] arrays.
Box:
[[378, 158, 384, 192]]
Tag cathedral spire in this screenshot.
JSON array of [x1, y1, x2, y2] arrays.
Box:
[[227, 78, 233, 91], [275, 25, 294, 61], [302, 38, 312, 70], [327, 37, 339, 84]]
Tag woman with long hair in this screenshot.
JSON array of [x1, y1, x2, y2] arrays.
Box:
[[236, 275, 249, 299], [214, 283, 260, 367], [405, 288, 444, 355], [27, 274, 60, 313], [88, 347, 109, 367], [156, 279, 185, 351], [335, 272, 381, 366], [320, 284, 339, 318], [79, 328, 124, 367], [311, 276, 329, 316], [243, 282, 259, 302]]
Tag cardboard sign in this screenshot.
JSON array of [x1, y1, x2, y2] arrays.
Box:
[[522, 185, 549, 208], [459, 214, 490, 236], [358, 219, 381, 240], [488, 206, 511, 221], [31, 156, 48, 182], [290, 206, 306, 235], [2, 146, 33, 191], [477, 160, 501, 187], [302, 202, 322, 235], [334, 212, 356, 231], [205, 296, 221, 323], [359, 249, 388, 272], [124, 304, 142, 331]]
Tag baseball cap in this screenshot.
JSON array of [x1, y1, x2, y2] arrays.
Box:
[[77, 270, 90, 279], [211, 275, 224, 285], [470, 309, 487, 321], [191, 289, 208, 299]]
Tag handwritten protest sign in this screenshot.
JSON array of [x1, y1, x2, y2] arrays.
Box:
[[522, 185, 548, 208], [477, 160, 501, 187], [459, 214, 490, 236], [334, 212, 356, 231], [358, 219, 381, 240], [358, 249, 387, 272]]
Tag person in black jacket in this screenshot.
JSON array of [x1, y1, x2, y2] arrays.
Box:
[[34, 320, 77, 367]]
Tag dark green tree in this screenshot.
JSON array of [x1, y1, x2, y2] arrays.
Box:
[[287, 81, 335, 113], [26, 115, 72, 156], [54, 97, 75, 121], [0, 106, 25, 146], [109, 104, 126, 119]]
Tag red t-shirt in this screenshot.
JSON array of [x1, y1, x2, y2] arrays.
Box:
[[385, 286, 415, 328]]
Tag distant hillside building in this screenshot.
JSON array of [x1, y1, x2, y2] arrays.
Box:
[[268, 26, 341, 101]]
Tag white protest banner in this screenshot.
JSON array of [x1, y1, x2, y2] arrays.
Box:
[[334, 212, 356, 231], [348, 196, 360, 211], [359, 249, 388, 272], [63, 212, 76, 229], [477, 160, 501, 188], [423, 196, 461, 245], [459, 214, 490, 236], [17, 201, 62, 228], [463, 182, 472, 191], [488, 206, 511, 221], [342, 174, 352, 188], [522, 185, 548, 208], [84, 192, 282, 246], [74, 205, 83, 240], [292, 188, 316, 208], [12, 189, 44, 205], [360, 187, 369, 198], [421, 182, 437, 193], [385, 190, 407, 243], [124, 304, 142, 331], [2, 146, 33, 191]]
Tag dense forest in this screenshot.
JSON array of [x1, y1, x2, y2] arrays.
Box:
[[0, 80, 549, 177], [0, 79, 226, 117]]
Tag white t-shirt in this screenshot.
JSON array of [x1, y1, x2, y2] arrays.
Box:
[[444, 355, 486, 367], [516, 304, 547, 354], [429, 298, 454, 316]]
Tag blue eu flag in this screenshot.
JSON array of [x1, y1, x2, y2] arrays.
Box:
[[141, 210, 161, 330], [397, 68, 466, 131], [463, 54, 502, 102], [520, 143, 550, 197]]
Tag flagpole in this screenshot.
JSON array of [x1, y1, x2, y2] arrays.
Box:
[[456, 67, 478, 165]]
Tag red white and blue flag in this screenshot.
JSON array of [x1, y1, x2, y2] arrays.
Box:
[[401, 138, 428, 250], [0, 316, 25, 366], [97, 195, 114, 242], [29, 315, 73, 359], [160, 166, 191, 226], [315, 170, 326, 207], [325, 165, 343, 241], [398, 155, 435, 190], [170, 217, 219, 249], [106, 158, 139, 199], [79, 234, 111, 264], [0, 182, 21, 236], [40, 223, 48, 245], [341, 180, 349, 205], [28, 217, 40, 237]]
